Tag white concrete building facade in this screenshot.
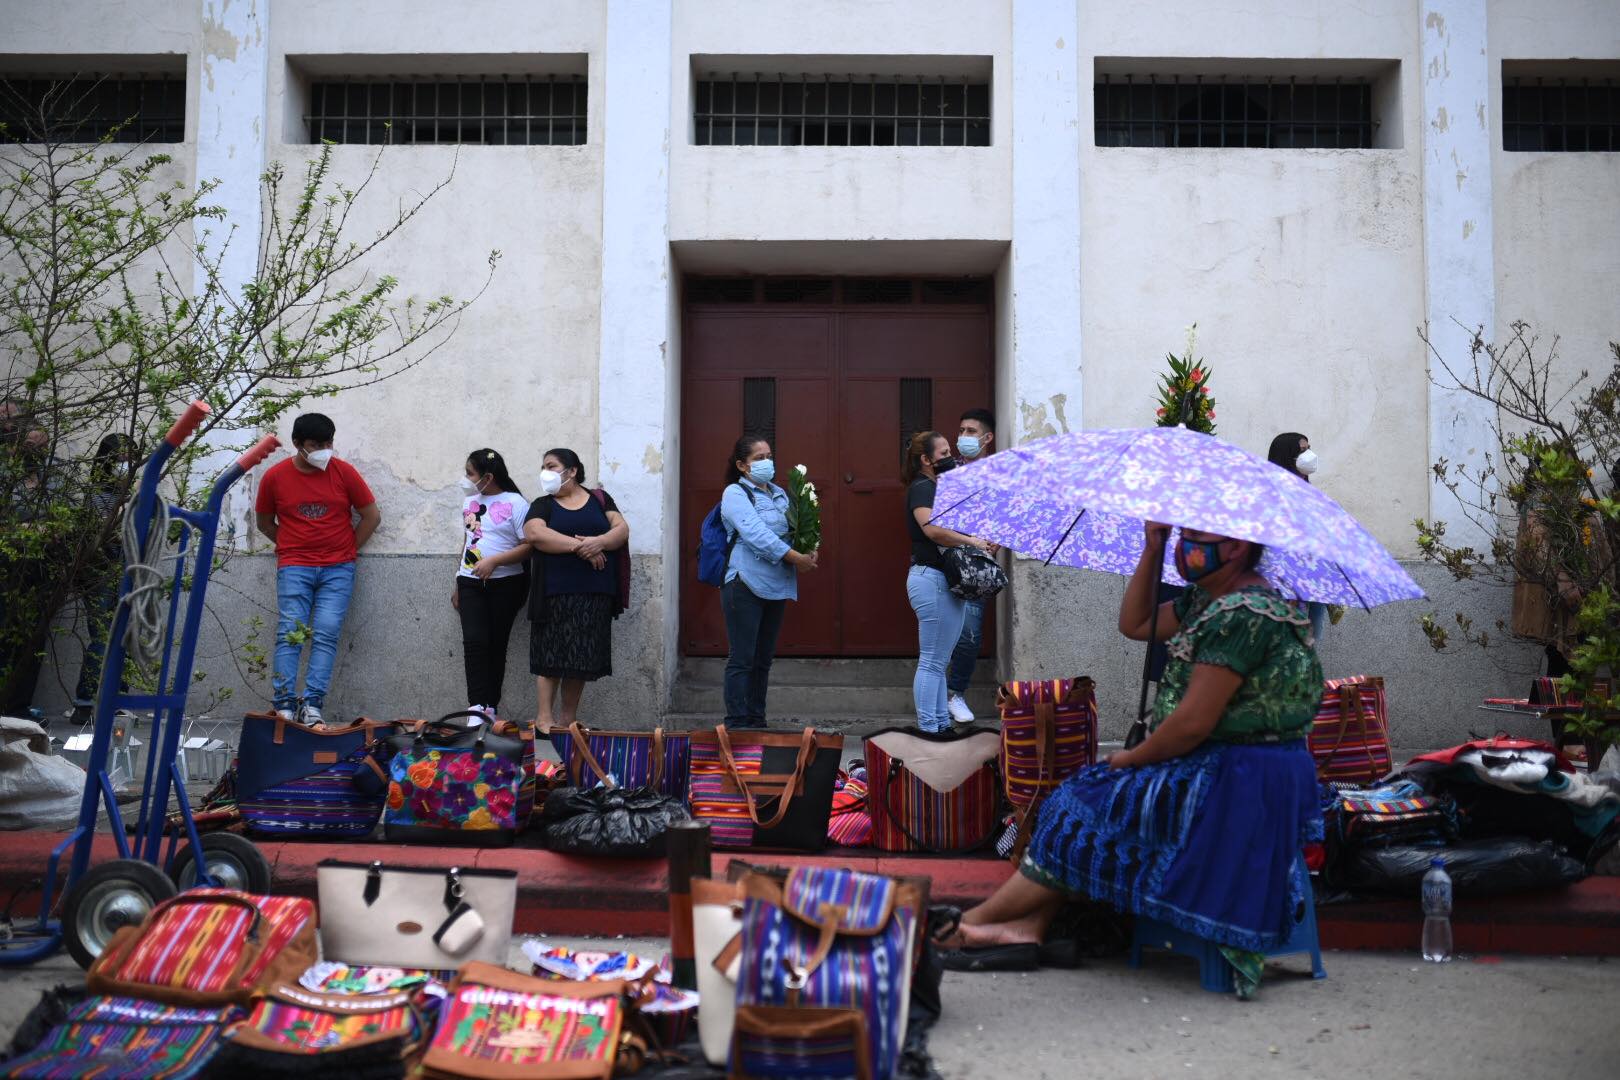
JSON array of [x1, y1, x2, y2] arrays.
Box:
[[6, 0, 1619, 743]]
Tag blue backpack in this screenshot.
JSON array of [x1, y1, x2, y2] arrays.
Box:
[[697, 482, 756, 586]]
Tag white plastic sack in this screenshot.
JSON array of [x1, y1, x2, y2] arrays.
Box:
[[0, 715, 85, 829]]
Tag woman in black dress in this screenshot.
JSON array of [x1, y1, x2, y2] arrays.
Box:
[[522, 448, 629, 732]]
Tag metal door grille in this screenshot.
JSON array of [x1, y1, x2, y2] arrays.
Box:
[[304, 76, 587, 145], [1095, 75, 1375, 148], [685, 276, 992, 306], [0, 75, 185, 143], [1504, 77, 1620, 151], [695, 75, 990, 146], [743, 378, 778, 450], [900, 378, 934, 465]]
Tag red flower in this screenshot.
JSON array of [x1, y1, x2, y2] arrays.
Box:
[[1207, 410, 1216, 419], [1155, 407, 1166, 417], [1191, 367, 1205, 384], [1199, 385, 1209, 395]]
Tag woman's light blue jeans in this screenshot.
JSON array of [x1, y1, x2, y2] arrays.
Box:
[[273, 561, 356, 711], [908, 564, 967, 733]]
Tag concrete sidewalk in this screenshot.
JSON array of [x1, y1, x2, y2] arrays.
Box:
[[3, 830, 1617, 954]]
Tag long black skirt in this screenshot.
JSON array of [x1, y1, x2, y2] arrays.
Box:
[[530, 592, 613, 681]]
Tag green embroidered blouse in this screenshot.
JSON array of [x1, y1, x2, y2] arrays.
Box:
[[1151, 584, 1324, 743]]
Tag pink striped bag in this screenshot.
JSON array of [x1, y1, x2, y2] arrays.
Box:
[[1309, 675, 1393, 785], [864, 728, 1001, 853]]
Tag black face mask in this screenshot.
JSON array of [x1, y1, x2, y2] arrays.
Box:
[[933, 457, 957, 475]]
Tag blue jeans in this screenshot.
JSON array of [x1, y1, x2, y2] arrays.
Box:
[[721, 578, 786, 728], [947, 598, 984, 694], [273, 562, 356, 710], [908, 565, 967, 733]]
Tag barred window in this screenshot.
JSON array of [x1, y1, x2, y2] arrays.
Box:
[[695, 75, 990, 147], [1095, 75, 1375, 148], [0, 75, 185, 143], [303, 77, 587, 145], [1503, 76, 1620, 152]]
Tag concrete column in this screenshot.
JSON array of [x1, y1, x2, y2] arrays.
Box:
[[1007, 0, 1085, 447], [194, 0, 270, 541], [597, 0, 673, 556], [1420, 0, 1496, 550]]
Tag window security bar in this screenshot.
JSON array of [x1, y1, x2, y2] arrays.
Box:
[[1503, 76, 1619, 152], [1095, 74, 1375, 149], [303, 75, 587, 146], [0, 75, 185, 144], [694, 74, 990, 147]]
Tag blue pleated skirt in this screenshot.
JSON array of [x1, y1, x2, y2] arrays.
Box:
[[1023, 740, 1323, 952]]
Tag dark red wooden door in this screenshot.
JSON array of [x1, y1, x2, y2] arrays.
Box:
[[680, 280, 992, 657]]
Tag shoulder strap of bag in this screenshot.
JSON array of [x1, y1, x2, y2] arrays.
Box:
[[1008, 697, 1058, 861], [1319, 681, 1373, 776], [715, 724, 815, 831], [567, 722, 611, 788]]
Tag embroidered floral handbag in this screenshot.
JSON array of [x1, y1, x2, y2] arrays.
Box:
[[383, 712, 527, 847]]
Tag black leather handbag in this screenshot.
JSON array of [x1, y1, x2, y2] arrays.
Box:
[[939, 545, 1008, 601], [381, 711, 529, 847]]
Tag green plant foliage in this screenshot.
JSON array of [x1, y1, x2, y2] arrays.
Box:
[[1154, 325, 1216, 433]]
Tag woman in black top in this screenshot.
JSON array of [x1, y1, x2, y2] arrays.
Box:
[[903, 431, 994, 733], [522, 448, 629, 733]]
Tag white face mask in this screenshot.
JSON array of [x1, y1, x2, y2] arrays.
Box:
[[459, 475, 482, 495], [1295, 449, 1320, 476], [539, 469, 563, 497], [304, 447, 334, 471]]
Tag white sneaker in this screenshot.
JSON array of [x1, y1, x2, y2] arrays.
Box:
[[300, 704, 324, 728], [947, 694, 975, 725], [275, 708, 296, 723]]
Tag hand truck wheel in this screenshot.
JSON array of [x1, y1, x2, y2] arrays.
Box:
[[169, 831, 271, 893], [62, 859, 178, 969]]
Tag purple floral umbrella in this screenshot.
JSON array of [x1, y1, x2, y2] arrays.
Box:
[[931, 426, 1423, 608]]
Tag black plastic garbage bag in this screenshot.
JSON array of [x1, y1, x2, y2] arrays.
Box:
[[541, 785, 690, 858], [1341, 837, 1586, 897]]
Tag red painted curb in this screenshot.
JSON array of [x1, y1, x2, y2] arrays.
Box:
[[4, 830, 1617, 954]]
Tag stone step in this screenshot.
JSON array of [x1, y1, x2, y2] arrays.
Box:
[[667, 682, 999, 717], [658, 714, 1004, 739], [675, 657, 999, 688]]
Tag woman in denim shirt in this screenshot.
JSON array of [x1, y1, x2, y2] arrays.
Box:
[[720, 435, 819, 729]]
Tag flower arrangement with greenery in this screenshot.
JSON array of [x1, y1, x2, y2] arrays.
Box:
[[785, 465, 821, 554], [1154, 325, 1217, 433]]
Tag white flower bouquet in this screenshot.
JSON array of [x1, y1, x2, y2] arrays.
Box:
[[785, 464, 822, 554]]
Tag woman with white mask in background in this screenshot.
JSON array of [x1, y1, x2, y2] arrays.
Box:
[[452, 448, 530, 720], [1267, 432, 1330, 644]]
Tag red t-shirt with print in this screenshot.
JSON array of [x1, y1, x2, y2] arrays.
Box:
[[255, 457, 375, 567]]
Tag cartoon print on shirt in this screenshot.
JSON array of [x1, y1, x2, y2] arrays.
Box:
[[463, 498, 486, 568]]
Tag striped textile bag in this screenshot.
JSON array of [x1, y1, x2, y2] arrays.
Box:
[[210, 984, 422, 1078], [1329, 780, 1458, 849], [997, 678, 1099, 861], [730, 866, 923, 1080], [827, 766, 873, 848], [863, 728, 1001, 853], [688, 726, 843, 851], [418, 962, 626, 1080], [1309, 675, 1393, 785], [0, 996, 235, 1079], [236, 712, 396, 839], [86, 889, 318, 1007], [550, 722, 691, 800]]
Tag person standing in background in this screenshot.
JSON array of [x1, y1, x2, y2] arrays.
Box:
[[453, 449, 529, 721], [947, 407, 997, 724], [1266, 431, 1329, 644], [255, 413, 380, 727]]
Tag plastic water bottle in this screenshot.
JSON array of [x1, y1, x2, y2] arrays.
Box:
[[1421, 857, 1453, 962]]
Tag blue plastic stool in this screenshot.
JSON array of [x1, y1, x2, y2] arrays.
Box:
[[1127, 859, 1327, 993]]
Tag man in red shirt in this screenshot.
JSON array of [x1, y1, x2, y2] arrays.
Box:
[[254, 413, 380, 725]]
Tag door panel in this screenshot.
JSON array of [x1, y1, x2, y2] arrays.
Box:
[[680, 286, 992, 658]]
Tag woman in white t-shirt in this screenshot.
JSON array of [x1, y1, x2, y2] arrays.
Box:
[[452, 448, 530, 718]]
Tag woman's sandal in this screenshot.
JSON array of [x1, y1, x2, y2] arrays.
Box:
[[937, 942, 1041, 972]]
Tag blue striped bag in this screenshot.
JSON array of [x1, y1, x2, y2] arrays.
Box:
[[551, 722, 690, 800], [729, 866, 923, 1080], [236, 712, 395, 839], [0, 996, 237, 1079]]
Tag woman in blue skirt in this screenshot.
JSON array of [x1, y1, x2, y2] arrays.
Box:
[[936, 521, 1324, 997]]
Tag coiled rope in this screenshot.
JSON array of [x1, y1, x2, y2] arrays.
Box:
[[119, 498, 181, 672]]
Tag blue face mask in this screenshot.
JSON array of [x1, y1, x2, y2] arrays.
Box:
[[957, 434, 982, 459], [1176, 537, 1227, 581], [749, 459, 776, 484]]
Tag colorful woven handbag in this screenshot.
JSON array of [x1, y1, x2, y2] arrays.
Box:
[[382, 713, 527, 846], [418, 961, 626, 1080], [1328, 780, 1458, 849], [0, 996, 236, 1079], [1309, 675, 1393, 785], [85, 889, 318, 1007], [551, 722, 691, 800], [687, 726, 843, 851], [236, 712, 395, 839], [727, 866, 924, 1080], [863, 728, 1001, 853], [827, 766, 873, 848], [491, 717, 539, 828], [997, 678, 1099, 861], [211, 984, 422, 1078]]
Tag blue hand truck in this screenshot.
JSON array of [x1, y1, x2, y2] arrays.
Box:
[[0, 401, 280, 967]]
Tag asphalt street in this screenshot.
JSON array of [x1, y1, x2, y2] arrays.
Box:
[[1, 939, 1615, 1078]]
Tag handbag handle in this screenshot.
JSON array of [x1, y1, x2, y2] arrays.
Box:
[[566, 723, 667, 791], [1320, 681, 1372, 778], [881, 760, 996, 855], [714, 724, 816, 832]]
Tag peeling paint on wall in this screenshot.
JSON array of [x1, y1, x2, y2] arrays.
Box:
[[643, 444, 664, 474], [1019, 401, 1057, 441], [1432, 105, 1450, 132], [1049, 392, 1070, 434]]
